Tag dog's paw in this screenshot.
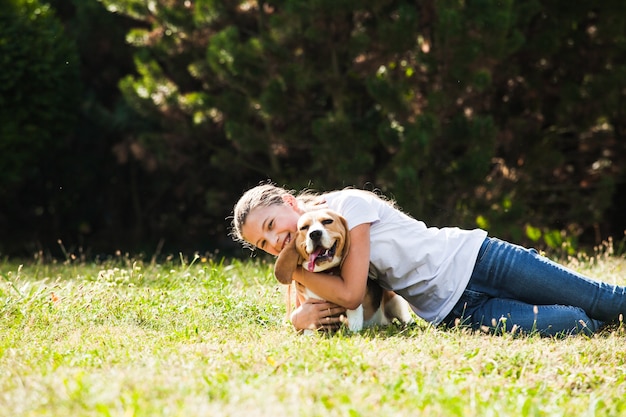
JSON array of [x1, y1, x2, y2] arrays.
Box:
[[346, 306, 364, 332]]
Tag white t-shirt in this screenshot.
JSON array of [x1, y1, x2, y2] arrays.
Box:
[[323, 189, 487, 324]]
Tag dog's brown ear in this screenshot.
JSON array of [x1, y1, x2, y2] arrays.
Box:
[[339, 214, 350, 267], [274, 239, 300, 285]]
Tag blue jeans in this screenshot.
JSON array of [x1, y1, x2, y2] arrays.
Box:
[[442, 237, 626, 336]]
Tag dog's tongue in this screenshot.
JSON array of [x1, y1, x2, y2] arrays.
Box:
[[307, 247, 324, 271]]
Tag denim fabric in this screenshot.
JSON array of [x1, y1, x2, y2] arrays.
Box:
[[442, 237, 626, 336]]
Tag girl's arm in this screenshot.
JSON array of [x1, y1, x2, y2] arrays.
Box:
[[293, 223, 371, 310]]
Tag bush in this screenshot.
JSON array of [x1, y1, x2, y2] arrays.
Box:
[[0, 0, 80, 186], [0, 0, 81, 251], [97, 1, 626, 250], [7, 0, 620, 256]]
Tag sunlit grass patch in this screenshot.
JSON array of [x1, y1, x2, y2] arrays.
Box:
[[1, 247, 626, 416]]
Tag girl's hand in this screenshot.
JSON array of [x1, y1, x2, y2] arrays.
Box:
[[290, 298, 347, 332]]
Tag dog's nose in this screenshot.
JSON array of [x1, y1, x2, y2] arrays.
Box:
[[309, 230, 322, 241]]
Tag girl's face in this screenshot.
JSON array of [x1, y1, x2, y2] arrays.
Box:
[[241, 195, 303, 256]]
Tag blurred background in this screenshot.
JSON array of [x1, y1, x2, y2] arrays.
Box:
[[1, 0, 625, 259]]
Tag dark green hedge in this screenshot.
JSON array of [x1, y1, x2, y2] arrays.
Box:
[[99, 0, 626, 253], [2, 0, 626, 256], [0, 0, 80, 186]]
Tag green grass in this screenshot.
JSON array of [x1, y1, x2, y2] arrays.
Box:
[[1, 247, 626, 416]]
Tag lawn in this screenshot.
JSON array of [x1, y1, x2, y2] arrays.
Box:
[[1, 246, 626, 416]]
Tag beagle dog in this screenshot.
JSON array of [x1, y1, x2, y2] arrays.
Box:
[[274, 208, 413, 332]]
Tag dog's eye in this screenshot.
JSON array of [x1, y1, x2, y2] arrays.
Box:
[[321, 219, 333, 225], [299, 225, 309, 231]]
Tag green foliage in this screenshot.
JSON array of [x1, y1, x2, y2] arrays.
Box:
[[0, 0, 87, 256], [94, 0, 626, 252], [0, 0, 80, 187], [5, 0, 626, 255]]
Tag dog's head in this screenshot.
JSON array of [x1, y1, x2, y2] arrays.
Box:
[[274, 209, 350, 285]]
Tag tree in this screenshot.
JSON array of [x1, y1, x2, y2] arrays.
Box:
[[0, 0, 81, 253], [67, 0, 626, 253]]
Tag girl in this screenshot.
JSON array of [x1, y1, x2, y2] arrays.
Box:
[[231, 183, 626, 336]]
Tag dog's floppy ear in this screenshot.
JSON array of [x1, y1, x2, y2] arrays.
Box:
[[338, 214, 351, 267], [274, 239, 300, 285]]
